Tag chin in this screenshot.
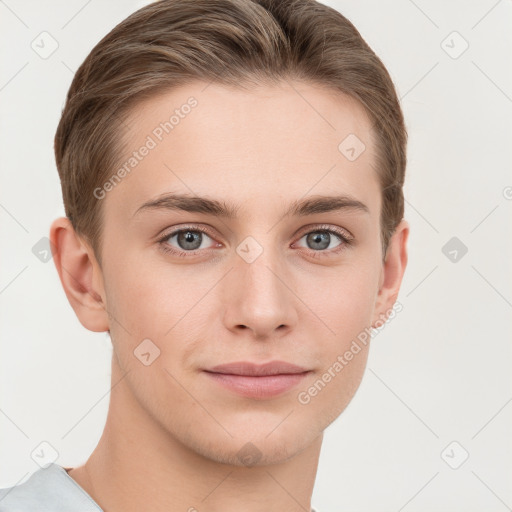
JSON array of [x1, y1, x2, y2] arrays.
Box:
[[195, 437, 307, 467], [178, 415, 320, 467]]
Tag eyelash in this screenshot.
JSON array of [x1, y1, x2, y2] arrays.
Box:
[[156, 224, 353, 259]]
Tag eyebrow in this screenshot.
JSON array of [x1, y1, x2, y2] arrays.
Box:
[[133, 193, 370, 219]]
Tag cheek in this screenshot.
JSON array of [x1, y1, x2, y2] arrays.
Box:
[[301, 258, 380, 337], [103, 246, 169, 311], [300, 347, 370, 429], [296, 260, 377, 397], [102, 250, 216, 365], [296, 269, 374, 419], [100, 249, 170, 349]]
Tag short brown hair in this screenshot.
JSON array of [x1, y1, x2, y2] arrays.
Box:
[[54, 0, 407, 261]]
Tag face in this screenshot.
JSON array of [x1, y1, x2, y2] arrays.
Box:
[[95, 80, 388, 465]]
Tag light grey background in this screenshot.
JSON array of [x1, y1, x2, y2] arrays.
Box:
[[1, 1, 511, 510]]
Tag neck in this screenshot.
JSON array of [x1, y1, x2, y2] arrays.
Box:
[[68, 355, 322, 512]]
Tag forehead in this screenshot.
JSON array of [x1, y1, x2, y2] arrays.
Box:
[[104, 80, 380, 222]]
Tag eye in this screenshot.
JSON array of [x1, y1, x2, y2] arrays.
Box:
[[157, 226, 219, 257], [293, 225, 353, 256], [156, 223, 353, 259]]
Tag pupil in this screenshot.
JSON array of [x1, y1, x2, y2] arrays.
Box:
[[179, 230, 201, 250], [308, 232, 329, 250]]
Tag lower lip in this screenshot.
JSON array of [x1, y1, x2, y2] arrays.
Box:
[[204, 371, 310, 399]]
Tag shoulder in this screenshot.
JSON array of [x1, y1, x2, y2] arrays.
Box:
[[0, 463, 102, 512]]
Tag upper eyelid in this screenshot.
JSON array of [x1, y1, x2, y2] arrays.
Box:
[[296, 223, 352, 239], [159, 225, 215, 242]]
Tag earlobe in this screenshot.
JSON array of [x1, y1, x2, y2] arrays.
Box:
[[371, 219, 409, 327], [49, 217, 110, 332]]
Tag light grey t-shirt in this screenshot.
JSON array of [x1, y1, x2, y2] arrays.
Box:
[[0, 463, 320, 511], [0, 463, 102, 511]]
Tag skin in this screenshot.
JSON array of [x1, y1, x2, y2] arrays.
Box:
[[50, 79, 408, 512]]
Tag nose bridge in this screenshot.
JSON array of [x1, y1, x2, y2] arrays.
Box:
[[222, 236, 297, 336], [241, 247, 284, 301]]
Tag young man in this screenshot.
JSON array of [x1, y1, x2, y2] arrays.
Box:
[[0, 0, 408, 510]]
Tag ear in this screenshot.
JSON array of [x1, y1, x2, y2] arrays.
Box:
[[371, 219, 409, 327], [49, 217, 110, 332]]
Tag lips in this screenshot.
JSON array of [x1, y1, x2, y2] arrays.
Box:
[[203, 360, 310, 399], [206, 360, 308, 376]]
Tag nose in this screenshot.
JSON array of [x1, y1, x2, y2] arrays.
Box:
[[221, 247, 298, 340]]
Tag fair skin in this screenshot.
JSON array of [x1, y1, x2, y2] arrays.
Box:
[[50, 79, 408, 512]]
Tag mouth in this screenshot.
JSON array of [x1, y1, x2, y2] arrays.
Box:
[[203, 361, 311, 399]]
